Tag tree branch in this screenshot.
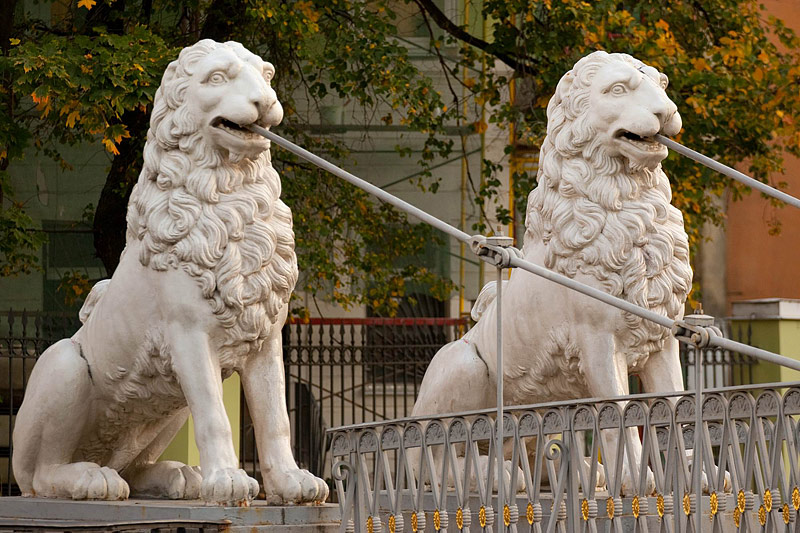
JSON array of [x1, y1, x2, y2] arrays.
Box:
[[412, 0, 536, 75]]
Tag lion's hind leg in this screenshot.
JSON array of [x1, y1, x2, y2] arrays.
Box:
[[411, 339, 494, 417], [12, 339, 129, 499], [121, 409, 203, 499]]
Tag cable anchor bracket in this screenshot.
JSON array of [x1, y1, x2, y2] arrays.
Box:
[[470, 235, 522, 268]]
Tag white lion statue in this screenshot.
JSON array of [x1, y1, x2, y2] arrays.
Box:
[[412, 51, 692, 494], [12, 40, 328, 505]]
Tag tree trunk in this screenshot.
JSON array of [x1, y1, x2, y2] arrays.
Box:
[[92, 109, 148, 274]]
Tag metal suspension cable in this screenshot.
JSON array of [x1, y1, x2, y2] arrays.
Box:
[[655, 134, 800, 210], [249, 125, 471, 243], [248, 125, 800, 373]]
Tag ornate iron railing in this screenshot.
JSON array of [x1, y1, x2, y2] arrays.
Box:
[[330, 383, 800, 532]]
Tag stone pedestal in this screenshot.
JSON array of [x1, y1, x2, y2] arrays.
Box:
[[0, 498, 340, 532]]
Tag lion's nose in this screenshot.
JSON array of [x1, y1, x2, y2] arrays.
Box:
[[661, 111, 681, 136], [653, 99, 680, 136]]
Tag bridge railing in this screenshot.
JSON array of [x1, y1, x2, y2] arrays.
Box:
[[247, 126, 800, 532], [331, 382, 800, 532]]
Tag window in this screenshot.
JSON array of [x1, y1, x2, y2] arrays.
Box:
[[42, 221, 106, 314]]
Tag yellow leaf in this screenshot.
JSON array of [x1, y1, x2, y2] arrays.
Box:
[[102, 138, 120, 155], [0, 150, 6, 160], [753, 67, 764, 81], [655, 19, 670, 31], [9, 38, 20, 46], [473, 121, 488, 134], [691, 57, 708, 71], [758, 50, 770, 64], [65, 110, 80, 128], [77, 0, 96, 9], [133, 63, 144, 72]]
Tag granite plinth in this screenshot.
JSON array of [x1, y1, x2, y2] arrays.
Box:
[[0, 498, 340, 532]]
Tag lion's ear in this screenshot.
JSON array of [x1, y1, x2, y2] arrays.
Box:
[[263, 62, 275, 82], [548, 70, 574, 113], [161, 61, 179, 85], [659, 73, 669, 90]]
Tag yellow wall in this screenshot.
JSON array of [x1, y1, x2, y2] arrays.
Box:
[[159, 373, 241, 464], [731, 300, 800, 385]]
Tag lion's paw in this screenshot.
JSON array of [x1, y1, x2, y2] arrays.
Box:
[[126, 461, 202, 499], [470, 456, 526, 494], [165, 465, 202, 499], [263, 468, 329, 504], [620, 465, 655, 497], [72, 466, 130, 500], [201, 468, 258, 505]]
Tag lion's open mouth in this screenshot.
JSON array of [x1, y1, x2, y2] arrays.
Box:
[[211, 117, 260, 139], [616, 130, 663, 152]]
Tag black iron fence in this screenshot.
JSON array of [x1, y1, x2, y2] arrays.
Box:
[[0, 310, 468, 496], [0, 309, 756, 496], [677, 322, 755, 388], [240, 317, 469, 485]]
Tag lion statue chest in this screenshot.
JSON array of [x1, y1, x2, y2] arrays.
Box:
[[526, 51, 691, 362], [468, 52, 692, 402], [124, 42, 299, 369]]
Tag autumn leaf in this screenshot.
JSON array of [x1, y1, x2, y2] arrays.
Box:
[[65, 110, 80, 128], [102, 138, 120, 155], [691, 57, 709, 71], [77, 0, 96, 10]]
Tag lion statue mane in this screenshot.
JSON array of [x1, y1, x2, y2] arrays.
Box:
[[13, 39, 328, 506], [413, 51, 692, 495], [128, 39, 297, 366], [524, 51, 693, 366]]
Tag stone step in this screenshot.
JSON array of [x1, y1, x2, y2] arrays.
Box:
[[0, 498, 341, 532]]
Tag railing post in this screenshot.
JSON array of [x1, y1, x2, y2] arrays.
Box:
[[496, 264, 505, 532], [683, 310, 715, 532], [694, 339, 703, 531]]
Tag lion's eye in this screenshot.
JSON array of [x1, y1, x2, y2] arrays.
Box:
[[207, 72, 228, 84], [609, 83, 628, 96]]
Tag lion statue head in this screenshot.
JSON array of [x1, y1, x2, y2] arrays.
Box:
[[525, 51, 693, 362], [126, 40, 297, 363]]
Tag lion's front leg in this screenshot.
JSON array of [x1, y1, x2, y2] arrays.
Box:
[[169, 325, 258, 505], [241, 332, 329, 504], [579, 333, 653, 496]]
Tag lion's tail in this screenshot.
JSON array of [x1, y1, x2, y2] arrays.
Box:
[[471, 280, 508, 322], [78, 279, 111, 324]]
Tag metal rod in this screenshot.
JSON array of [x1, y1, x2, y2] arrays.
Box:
[[496, 265, 504, 529], [694, 346, 703, 530], [247, 125, 472, 243], [709, 335, 800, 371], [250, 127, 800, 373], [506, 255, 675, 329], [656, 134, 800, 210]]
